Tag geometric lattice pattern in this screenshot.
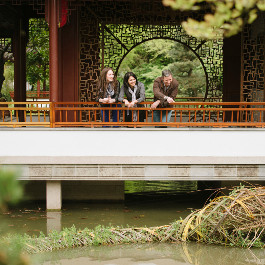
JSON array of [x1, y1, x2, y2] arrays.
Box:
[[242, 24, 265, 103], [0, 0, 83, 15], [102, 24, 223, 100], [79, 0, 223, 102], [0, 38, 11, 48], [79, 8, 101, 103]]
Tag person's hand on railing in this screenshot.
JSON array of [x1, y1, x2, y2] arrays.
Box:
[[123, 99, 129, 106], [124, 99, 136, 107], [125, 100, 138, 108], [108, 98, 116, 103], [127, 102, 134, 108], [99, 98, 110, 104], [131, 100, 138, 106], [167, 97, 174, 103], [151, 100, 160, 109]]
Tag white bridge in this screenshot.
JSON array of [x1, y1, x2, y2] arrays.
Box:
[[1, 128, 265, 209]]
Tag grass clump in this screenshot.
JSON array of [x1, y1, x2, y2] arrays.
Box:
[[4, 186, 265, 254]]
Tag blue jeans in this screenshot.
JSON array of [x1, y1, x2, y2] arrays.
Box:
[[153, 110, 172, 123], [101, 104, 121, 127]]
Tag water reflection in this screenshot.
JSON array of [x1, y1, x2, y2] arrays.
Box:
[[36, 242, 265, 265], [0, 200, 201, 236], [47, 212, 62, 233]]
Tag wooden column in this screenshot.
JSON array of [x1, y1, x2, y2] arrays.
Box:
[[58, 10, 79, 103], [223, 33, 242, 121], [223, 33, 242, 103], [48, 0, 59, 103], [13, 16, 27, 121]]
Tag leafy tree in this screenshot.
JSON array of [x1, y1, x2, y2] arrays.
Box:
[[118, 39, 206, 98], [26, 19, 49, 91], [0, 42, 13, 100], [1, 62, 14, 101], [162, 0, 265, 39]]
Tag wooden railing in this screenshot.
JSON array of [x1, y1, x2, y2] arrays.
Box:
[[145, 96, 222, 102], [8, 92, 220, 102], [0, 101, 265, 128], [0, 101, 50, 127], [9, 91, 50, 100]]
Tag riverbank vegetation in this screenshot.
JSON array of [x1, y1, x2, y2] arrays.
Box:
[[6, 185, 265, 255], [0, 169, 30, 265]]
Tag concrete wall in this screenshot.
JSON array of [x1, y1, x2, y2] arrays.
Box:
[[1, 128, 265, 160], [1, 128, 265, 182], [23, 181, 125, 201]]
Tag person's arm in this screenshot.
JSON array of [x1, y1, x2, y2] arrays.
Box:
[[118, 84, 125, 103], [99, 98, 109, 103], [153, 79, 167, 105], [151, 100, 160, 109], [168, 79, 179, 100], [134, 82, 145, 104], [112, 80, 120, 103], [95, 87, 108, 103]]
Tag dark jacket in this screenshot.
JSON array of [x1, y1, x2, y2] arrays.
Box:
[[118, 81, 145, 103], [95, 81, 120, 103], [153, 77, 178, 107]]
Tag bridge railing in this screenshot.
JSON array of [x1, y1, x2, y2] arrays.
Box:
[[0, 101, 265, 128], [8, 92, 221, 102], [0, 101, 50, 127], [9, 91, 50, 100]]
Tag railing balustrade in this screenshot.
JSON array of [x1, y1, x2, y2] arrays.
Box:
[[0, 101, 50, 127], [8, 92, 221, 102], [9, 91, 50, 100], [0, 101, 265, 128]]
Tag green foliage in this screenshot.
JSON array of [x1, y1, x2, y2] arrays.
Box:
[[163, 0, 265, 39], [0, 170, 29, 264], [26, 19, 49, 89], [1, 62, 14, 101], [118, 39, 206, 98], [0, 169, 23, 211], [0, 237, 30, 265]]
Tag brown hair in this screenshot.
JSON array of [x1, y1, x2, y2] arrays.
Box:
[[97, 67, 118, 98]]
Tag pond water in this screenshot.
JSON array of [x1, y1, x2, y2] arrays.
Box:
[[36, 242, 265, 265], [0, 181, 200, 235], [1, 181, 263, 265]]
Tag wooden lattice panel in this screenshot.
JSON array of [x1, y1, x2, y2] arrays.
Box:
[[242, 24, 265, 103], [79, 1, 223, 103], [0, 0, 82, 15], [0, 0, 46, 15], [0, 38, 11, 48]]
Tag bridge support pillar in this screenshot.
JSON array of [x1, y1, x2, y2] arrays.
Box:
[[46, 181, 62, 210]]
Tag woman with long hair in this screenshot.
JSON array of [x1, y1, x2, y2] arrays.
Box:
[[96, 67, 120, 124], [118, 72, 145, 122]]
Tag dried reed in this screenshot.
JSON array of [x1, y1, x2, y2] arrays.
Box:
[[20, 186, 265, 253]]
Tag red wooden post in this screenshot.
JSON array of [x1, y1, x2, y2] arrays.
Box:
[[37, 80, 41, 98], [13, 16, 27, 122], [48, 0, 59, 103]]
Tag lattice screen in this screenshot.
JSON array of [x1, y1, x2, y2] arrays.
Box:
[[101, 24, 223, 100], [0, 38, 11, 49], [79, 1, 223, 103], [242, 23, 265, 103]]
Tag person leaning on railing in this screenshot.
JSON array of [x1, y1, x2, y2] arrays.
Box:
[[151, 70, 178, 124], [95, 67, 121, 124], [118, 72, 146, 122]]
